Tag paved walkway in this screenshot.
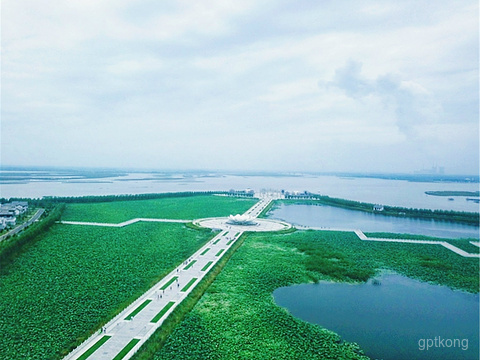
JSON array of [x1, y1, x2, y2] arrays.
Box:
[[295, 225, 479, 258], [60, 218, 190, 227], [63, 197, 275, 360]]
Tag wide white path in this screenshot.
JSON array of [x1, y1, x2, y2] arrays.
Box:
[[60, 218, 189, 227]]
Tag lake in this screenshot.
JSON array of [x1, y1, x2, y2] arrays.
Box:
[[268, 203, 480, 239], [273, 273, 479, 360], [1, 171, 479, 212]]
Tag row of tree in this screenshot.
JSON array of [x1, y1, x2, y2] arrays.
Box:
[[311, 195, 479, 225], [0, 204, 65, 269], [1, 190, 229, 207]]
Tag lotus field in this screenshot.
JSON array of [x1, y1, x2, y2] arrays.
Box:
[[61, 195, 257, 223], [1, 194, 478, 359], [0, 195, 254, 359]]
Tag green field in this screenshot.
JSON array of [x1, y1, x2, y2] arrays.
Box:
[[2, 194, 478, 359], [61, 195, 256, 223], [150, 230, 478, 359], [0, 221, 214, 359]]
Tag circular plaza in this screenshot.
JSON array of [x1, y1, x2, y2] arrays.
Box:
[[193, 217, 292, 232]]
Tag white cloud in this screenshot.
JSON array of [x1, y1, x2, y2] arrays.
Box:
[[1, 0, 478, 174]]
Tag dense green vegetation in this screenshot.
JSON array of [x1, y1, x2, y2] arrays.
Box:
[[0, 221, 214, 359], [61, 195, 256, 223], [2, 193, 477, 359], [281, 196, 479, 225], [149, 230, 478, 360]]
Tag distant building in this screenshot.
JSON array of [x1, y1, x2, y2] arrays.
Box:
[[284, 190, 315, 199], [0, 201, 28, 228], [228, 189, 255, 197], [4, 217, 16, 227], [373, 204, 384, 212], [10, 201, 28, 214]]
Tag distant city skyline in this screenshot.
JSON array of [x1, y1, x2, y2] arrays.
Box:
[[2, 1, 478, 175]]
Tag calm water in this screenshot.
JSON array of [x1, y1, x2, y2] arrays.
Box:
[[1, 172, 479, 212], [274, 273, 479, 360], [269, 203, 479, 239]]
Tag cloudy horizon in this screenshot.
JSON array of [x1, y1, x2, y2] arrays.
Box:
[[2, 1, 479, 175]]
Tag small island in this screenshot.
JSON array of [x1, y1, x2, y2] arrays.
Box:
[[425, 191, 480, 197]]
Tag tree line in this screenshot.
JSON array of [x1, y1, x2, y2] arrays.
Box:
[[309, 195, 479, 226]]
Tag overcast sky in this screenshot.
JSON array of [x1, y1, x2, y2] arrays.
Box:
[[2, 1, 478, 174]]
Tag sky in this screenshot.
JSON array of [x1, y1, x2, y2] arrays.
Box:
[[1, 0, 479, 174]]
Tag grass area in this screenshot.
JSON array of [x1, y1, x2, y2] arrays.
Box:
[[0, 221, 213, 360], [200, 248, 210, 255], [184, 260, 197, 270], [151, 302, 176, 324], [213, 237, 222, 244], [215, 249, 225, 256], [61, 195, 257, 223], [180, 278, 198, 292], [125, 299, 152, 321], [78, 335, 111, 360], [113, 338, 141, 360], [150, 230, 478, 359], [201, 261, 213, 271], [226, 239, 235, 245], [160, 277, 179, 291]]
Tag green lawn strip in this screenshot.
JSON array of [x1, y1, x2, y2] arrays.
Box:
[[226, 239, 235, 246], [213, 238, 222, 245], [215, 249, 225, 257], [125, 299, 152, 320], [201, 261, 214, 271], [77, 335, 111, 360], [183, 260, 197, 270], [200, 248, 210, 255], [180, 278, 198, 292], [112, 338, 141, 360], [160, 277, 178, 291], [151, 302, 176, 323]]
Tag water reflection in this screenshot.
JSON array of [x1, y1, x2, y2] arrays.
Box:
[[273, 273, 479, 360], [269, 203, 479, 239]]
